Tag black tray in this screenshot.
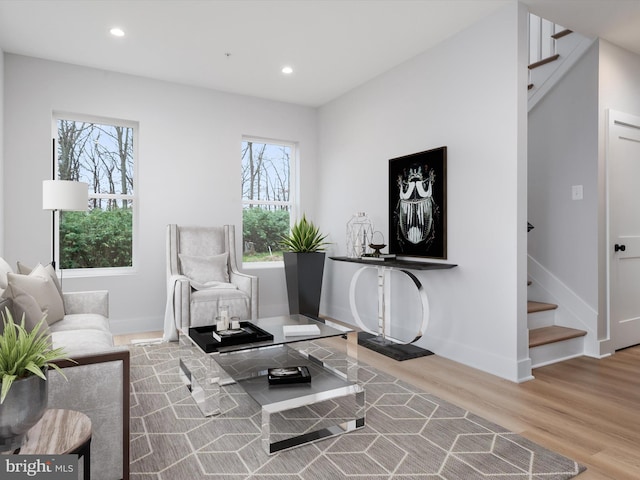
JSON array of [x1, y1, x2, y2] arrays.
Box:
[[268, 366, 311, 385], [188, 322, 274, 353]]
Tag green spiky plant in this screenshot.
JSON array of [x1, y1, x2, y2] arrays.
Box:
[[0, 308, 71, 404], [280, 214, 330, 253]]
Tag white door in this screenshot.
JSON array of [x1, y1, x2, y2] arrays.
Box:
[[609, 110, 640, 350]]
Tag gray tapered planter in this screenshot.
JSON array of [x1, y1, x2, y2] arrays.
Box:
[[283, 252, 326, 317], [0, 373, 48, 451]]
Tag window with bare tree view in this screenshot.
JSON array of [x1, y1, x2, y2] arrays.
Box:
[[241, 138, 295, 263], [56, 116, 135, 269]]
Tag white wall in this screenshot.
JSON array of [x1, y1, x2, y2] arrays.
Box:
[[527, 45, 599, 304], [0, 50, 4, 255], [597, 41, 640, 353], [317, 3, 530, 381], [3, 54, 317, 333]]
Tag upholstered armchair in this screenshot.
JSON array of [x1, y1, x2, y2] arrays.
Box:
[[165, 224, 258, 341]]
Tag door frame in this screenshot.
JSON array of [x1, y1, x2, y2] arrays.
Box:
[[606, 109, 640, 350]]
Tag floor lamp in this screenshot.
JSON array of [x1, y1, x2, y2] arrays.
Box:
[[42, 180, 88, 269]]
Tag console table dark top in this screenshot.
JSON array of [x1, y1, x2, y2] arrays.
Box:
[[330, 256, 457, 270]]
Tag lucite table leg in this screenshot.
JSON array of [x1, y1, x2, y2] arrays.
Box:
[[178, 332, 222, 416]]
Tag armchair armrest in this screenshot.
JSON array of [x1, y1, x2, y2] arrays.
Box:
[[169, 275, 191, 331], [229, 270, 259, 319], [50, 348, 130, 480], [63, 290, 109, 317]]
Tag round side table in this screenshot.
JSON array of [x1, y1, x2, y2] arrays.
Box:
[[15, 409, 91, 480]]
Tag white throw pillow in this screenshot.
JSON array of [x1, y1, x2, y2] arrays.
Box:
[[16, 261, 63, 300], [179, 253, 230, 285], [0, 257, 13, 289], [5, 267, 65, 325], [16, 260, 33, 275]]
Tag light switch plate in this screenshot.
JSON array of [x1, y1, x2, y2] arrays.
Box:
[[572, 185, 583, 200]]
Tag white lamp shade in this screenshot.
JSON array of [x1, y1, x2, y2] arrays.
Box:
[[42, 180, 89, 211]]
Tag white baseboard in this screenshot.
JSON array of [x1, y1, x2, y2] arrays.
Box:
[[326, 303, 530, 382], [109, 315, 162, 336]]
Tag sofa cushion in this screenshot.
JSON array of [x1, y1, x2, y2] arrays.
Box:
[[189, 288, 250, 327], [179, 252, 230, 286], [5, 266, 65, 324], [51, 329, 114, 356], [48, 314, 111, 334]]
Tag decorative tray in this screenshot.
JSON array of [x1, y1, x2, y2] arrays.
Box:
[[188, 322, 274, 353]]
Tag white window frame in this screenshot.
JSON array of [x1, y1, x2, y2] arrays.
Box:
[[52, 112, 139, 277], [241, 136, 298, 267]]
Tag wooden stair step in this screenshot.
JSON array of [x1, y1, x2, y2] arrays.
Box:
[[528, 301, 557, 313], [528, 54, 560, 70], [529, 325, 587, 348], [551, 29, 573, 40]]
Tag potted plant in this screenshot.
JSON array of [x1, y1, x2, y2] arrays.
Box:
[[280, 214, 330, 318], [0, 308, 70, 451]]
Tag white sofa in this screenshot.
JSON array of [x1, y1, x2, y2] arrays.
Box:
[[0, 265, 129, 480]]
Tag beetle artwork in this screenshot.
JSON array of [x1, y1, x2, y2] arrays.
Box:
[[397, 166, 437, 245], [388, 147, 447, 259]]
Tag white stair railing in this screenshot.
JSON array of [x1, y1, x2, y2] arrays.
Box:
[[529, 14, 564, 65]]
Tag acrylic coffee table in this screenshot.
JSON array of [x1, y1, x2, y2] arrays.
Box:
[[178, 314, 365, 454]]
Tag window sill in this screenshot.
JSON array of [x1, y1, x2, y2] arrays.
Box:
[[59, 267, 137, 278], [242, 261, 284, 270]]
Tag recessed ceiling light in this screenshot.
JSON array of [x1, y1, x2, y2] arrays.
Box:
[[110, 27, 125, 37], [281, 66, 293, 75]]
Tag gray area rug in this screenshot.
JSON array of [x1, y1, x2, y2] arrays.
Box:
[[129, 343, 585, 479]]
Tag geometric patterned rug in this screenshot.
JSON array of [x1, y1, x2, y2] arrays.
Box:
[[129, 343, 586, 479]]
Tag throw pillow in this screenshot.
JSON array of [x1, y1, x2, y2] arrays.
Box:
[[5, 269, 65, 325], [0, 257, 12, 289], [16, 260, 33, 275], [1, 283, 51, 335], [16, 261, 63, 304], [179, 253, 230, 285]]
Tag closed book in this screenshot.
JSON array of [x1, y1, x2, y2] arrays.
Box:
[[283, 324, 321, 336]]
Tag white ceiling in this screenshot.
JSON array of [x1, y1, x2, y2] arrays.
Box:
[[0, 0, 639, 107]]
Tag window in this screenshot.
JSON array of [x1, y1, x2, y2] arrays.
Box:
[[241, 138, 295, 263], [54, 115, 136, 271]]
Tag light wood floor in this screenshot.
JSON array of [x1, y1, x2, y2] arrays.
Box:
[[116, 330, 640, 479]]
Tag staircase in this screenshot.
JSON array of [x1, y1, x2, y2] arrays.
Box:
[[526, 14, 593, 369], [527, 298, 587, 368], [527, 14, 595, 111]]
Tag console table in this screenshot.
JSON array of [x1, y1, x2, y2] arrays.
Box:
[[330, 257, 457, 357]]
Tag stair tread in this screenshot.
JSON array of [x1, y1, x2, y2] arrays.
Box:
[[529, 326, 587, 348], [528, 301, 558, 313], [528, 54, 560, 70], [551, 29, 572, 40]]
